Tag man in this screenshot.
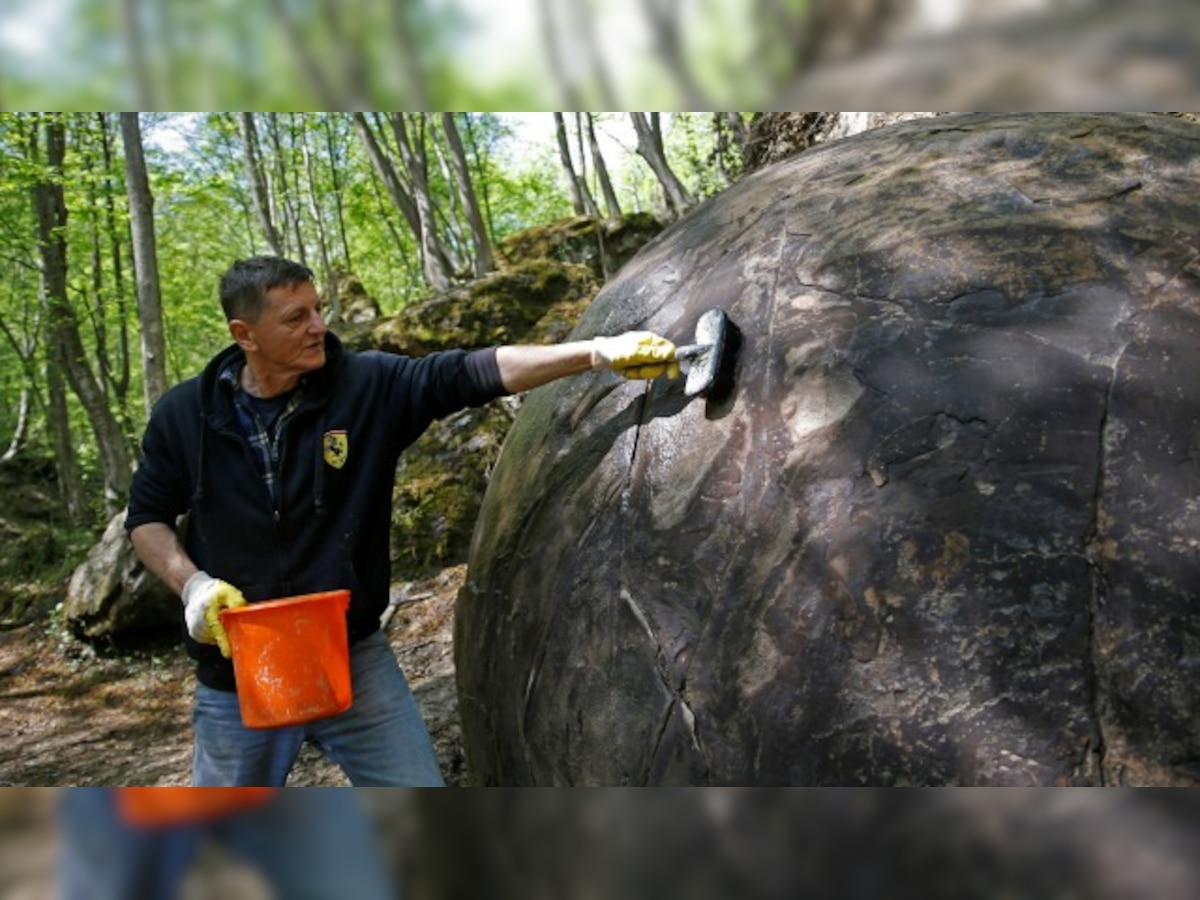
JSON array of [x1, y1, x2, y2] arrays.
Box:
[[125, 255, 678, 786]]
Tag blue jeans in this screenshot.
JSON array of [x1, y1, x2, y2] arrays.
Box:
[[57, 788, 396, 900], [193, 630, 445, 786]]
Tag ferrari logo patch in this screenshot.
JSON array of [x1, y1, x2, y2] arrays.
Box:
[[323, 430, 349, 469]]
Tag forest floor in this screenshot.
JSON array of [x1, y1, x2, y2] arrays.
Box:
[[0, 566, 468, 787]]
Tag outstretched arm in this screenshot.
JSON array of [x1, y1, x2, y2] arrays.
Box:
[[494, 342, 594, 393], [495, 333, 679, 394]]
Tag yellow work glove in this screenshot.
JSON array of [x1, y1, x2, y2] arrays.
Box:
[[590, 331, 681, 381], [181, 572, 247, 658]]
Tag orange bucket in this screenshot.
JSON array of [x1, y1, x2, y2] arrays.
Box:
[[220, 589, 352, 729]]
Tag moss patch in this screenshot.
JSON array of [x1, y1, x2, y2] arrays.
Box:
[[351, 259, 600, 356]]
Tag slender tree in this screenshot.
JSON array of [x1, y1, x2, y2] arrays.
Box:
[[120, 112, 169, 412], [97, 113, 132, 406], [629, 112, 695, 219], [299, 120, 338, 320], [322, 115, 353, 271], [0, 267, 42, 466], [585, 113, 621, 219], [389, 113, 457, 285], [354, 113, 421, 235], [267, 113, 306, 263], [238, 113, 285, 256], [554, 113, 596, 216], [441, 113, 494, 278], [35, 114, 132, 516], [637, 0, 711, 107]]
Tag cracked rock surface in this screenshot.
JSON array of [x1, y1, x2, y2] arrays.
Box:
[[456, 113, 1200, 785]]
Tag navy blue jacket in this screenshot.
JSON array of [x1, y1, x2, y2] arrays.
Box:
[[125, 332, 507, 690]]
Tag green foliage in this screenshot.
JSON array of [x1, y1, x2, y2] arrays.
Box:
[[0, 108, 739, 611]]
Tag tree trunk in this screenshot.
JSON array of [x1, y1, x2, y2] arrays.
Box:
[[637, 0, 711, 106], [96, 114, 132, 408], [0, 387, 30, 465], [573, 113, 600, 217], [35, 115, 132, 515], [0, 301, 42, 466], [554, 113, 588, 216], [441, 113, 494, 278], [629, 112, 695, 219], [300, 123, 338, 321], [586, 113, 622, 220], [267, 113, 306, 264], [120, 112, 170, 413], [97, 113, 132, 406], [238, 113, 284, 255], [714, 112, 748, 181], [322, 115, 353, 271], [120, 0, 156, 108], [81, 118, 112, 405], [388, 113, 454, 289], [538, 0, 584, 109], [352, 112, 425, 266], [390, 3, 431, 109], [45, 334, 84, 522]]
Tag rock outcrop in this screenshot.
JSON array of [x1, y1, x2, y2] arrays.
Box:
[[457, 113, 1200, 785], [63, 511, 178, 641]]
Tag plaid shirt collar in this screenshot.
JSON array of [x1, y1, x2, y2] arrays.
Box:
[[219, 361, 304, 507]]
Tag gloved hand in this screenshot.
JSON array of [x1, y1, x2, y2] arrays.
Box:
[[181, 572, 247, 658], [590, 331, 680, 380]]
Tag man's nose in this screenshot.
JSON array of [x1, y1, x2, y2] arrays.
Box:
[[309, 309, 327, 333]]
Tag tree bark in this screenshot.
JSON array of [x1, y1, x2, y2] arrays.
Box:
[[353, 112, 426, 267], [441, 113, 494, 278], [554, 113, 593, 216], [36, 115, 132, 515], [238, 113, 285, 256], [322, 115, 353, 271], [637, 0, 711, 107], [97, 113, 131, 405], [120, 112, 169, 413], [300, 122, 338, 321], [388, 113, 454, 289], [586, 113, 622, 220], [0, 297, 41, 466], [629, 112, 695, 219], [0, 387, 30, 465], [267, 113, 306, 264]]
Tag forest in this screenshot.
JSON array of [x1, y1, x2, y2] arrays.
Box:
[[0, 110, 766, 788], [0, 111, 745, 540]]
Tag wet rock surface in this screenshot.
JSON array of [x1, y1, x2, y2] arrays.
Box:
[[457, 113, 1200, 785]]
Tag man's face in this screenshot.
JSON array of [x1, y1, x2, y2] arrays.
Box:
[[233, 280, 327, 378]]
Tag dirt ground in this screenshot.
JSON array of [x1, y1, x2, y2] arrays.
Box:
[[0, 566, 468, 788]]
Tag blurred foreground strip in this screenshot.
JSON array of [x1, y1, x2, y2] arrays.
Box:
[[782, 0, 1200, 109]]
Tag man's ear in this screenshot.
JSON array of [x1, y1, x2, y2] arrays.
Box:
[[228, 319, 256, 352]]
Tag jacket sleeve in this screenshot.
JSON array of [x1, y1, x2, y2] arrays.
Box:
[[125, 387, 195, 533], [384, 347, 509, 429]]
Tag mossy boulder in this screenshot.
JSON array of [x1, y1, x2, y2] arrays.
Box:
[[323, 268, 382, 325], [497, 213, 664, 281], [344, 259, 600, 357], [457, 113, 1200, 785], [391, 399, 521, 575]]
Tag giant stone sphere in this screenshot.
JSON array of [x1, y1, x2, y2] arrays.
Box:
[[456, 113, 1200, 785]]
